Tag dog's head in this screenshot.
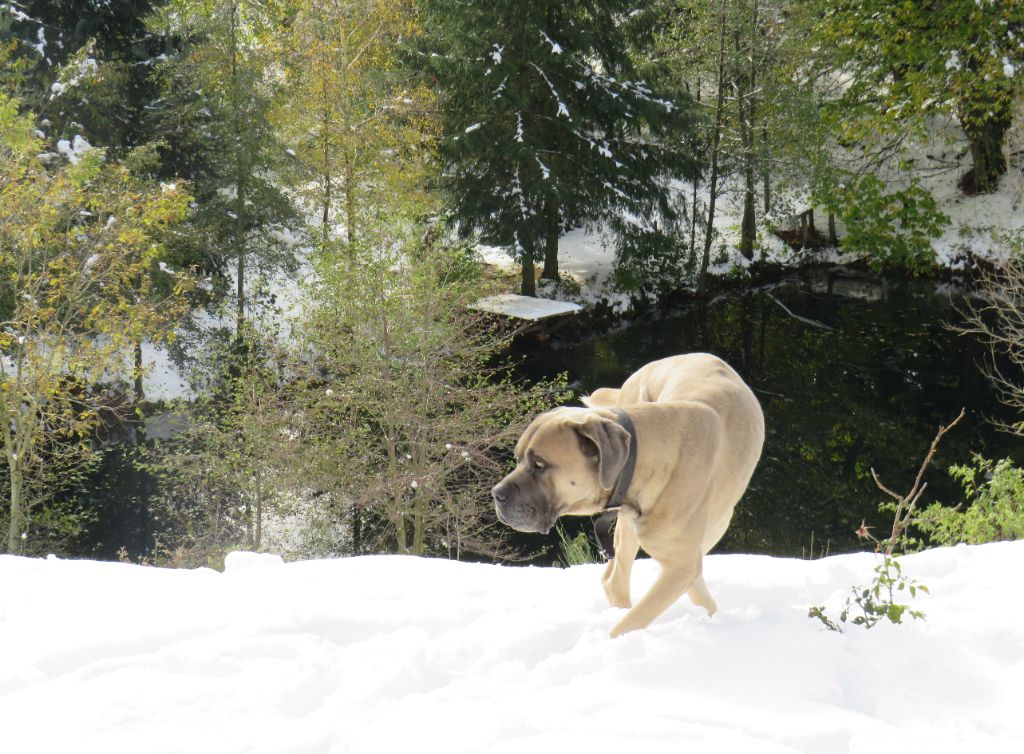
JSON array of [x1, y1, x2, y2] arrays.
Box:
[[491, 407, 632, 533]]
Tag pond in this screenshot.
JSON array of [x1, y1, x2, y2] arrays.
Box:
[[514, 267, 1023, 560]]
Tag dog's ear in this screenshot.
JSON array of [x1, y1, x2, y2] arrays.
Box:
[[572, 414, 631, 490]]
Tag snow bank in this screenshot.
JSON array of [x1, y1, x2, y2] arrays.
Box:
[[478, 113, 1024, 307], [1, 543, 1022, 753], [478, 227, 632, 310]]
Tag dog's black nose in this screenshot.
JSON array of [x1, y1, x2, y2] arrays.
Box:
[[492, 484, 509, 504]]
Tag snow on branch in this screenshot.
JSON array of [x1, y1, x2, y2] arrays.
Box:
[[540, 31, 563, 55], [529, 63, 571, 119]]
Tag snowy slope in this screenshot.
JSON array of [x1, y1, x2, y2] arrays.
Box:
[[2, 543, 1023, 753]]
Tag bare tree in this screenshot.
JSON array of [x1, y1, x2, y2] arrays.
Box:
[[957, 249, 1024, 434]]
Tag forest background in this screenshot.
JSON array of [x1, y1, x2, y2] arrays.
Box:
[[1, 0, 1022, 566]]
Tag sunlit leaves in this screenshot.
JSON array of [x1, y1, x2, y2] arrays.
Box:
[[1, 83, 193, 552], [274, 0, 435, 245], [816, 0, 1024, 191]]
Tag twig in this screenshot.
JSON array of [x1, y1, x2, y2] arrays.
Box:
[[766, 293, 835, 332], [870, 408, 966, 555]]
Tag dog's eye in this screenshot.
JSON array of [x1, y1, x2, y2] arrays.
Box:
[[532, 460, 546, 473]]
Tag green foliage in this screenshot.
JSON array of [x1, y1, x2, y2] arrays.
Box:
[[148, 0, 299, 338], [815, 0, 1023, 193], [818, 173, 949, 275], [144, 334, 294, 565], [555, 524, 597, 567], [299, 221, 571, 558], [611, 227, 693, 300], [915, 457, 1024, 546], [1, 77, 193, 553], [147, 195, 570, 563], [274, 0, 432, 246], [810, 555, 928, 633]]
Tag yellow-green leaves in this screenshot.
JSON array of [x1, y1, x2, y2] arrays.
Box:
[[1, 84, 193, 553]]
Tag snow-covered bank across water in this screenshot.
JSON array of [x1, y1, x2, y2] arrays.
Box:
[[478, 137, 1024, 311], [2, 543, 1023, 753]]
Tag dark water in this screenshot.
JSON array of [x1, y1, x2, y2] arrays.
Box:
[[515, 269, 1023, 559]]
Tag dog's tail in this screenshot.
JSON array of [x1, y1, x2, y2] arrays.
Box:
[[581, 387, 620, 408]]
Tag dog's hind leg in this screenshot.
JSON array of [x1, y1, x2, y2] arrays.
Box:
[[609, 556, 701, 638], [581, 387, 620, 408], [601, 514, 639, 609], [686, 573, 717, 616]]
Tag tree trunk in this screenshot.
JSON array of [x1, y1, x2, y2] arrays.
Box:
[[236, 204, 245, 338], [962, 113, 1012, 194], [736, 67, 754, 260], [395, 508, 408, 554], [828, 212, 838, 246], [320, 100, 332, 244], [737, 0, 759, 262], [230, 0, 246, 340], [521, 241, 537, 296], [411, 489, 426, 555], [741, 197, 757, 262], [689, 80, 700, 272], [739, 190, 755, 260], [345, 156, 356, 245], [762, 119, 771, 214], [541, 199, 559, 281], [254, 463, 263, 551], [699, 0, 730, 297], [321, 169, 331, 244], [134, 340, 145, 404], [244, 495, 252, 548], [391, 499, 407, 553], [957, 53, 1013, 194], [351, 504, 361, 552], [689, 177, 699, 270], [7, 460, 23, 554], [801, 209, 816, 248]]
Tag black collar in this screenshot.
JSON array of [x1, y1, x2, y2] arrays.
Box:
[[606, 408, 638, 510], [593, 408, 638, 560]]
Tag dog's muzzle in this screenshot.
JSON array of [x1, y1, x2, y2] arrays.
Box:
[[492, 481, 555, 534]]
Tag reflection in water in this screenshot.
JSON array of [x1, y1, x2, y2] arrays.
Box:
[[516, 269, 1022, 558]]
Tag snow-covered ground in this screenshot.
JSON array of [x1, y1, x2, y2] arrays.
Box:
[[2, 542, 1022, 753]]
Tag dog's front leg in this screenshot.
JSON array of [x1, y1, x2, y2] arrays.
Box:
[[609, 557, 701, 638], [601, 513, 639, 608], [687, 574, 717, 616]]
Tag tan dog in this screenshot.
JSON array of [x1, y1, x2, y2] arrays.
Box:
[[492, 353, 764, 637]]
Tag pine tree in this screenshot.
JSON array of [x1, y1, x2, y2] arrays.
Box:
[[419, 0, 699, 296], [148, 0, 297, 343]]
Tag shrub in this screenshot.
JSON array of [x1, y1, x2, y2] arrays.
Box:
[[809, 555, 927, 633], [817, 173, 948, 275], [915, 457, 1024, 546]]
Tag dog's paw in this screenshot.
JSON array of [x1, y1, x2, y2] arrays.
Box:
[[601, 574, 632, 609], [609, 621, 637, 639], [604, 592, 632, 610], [609, 614, 647, 638]]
